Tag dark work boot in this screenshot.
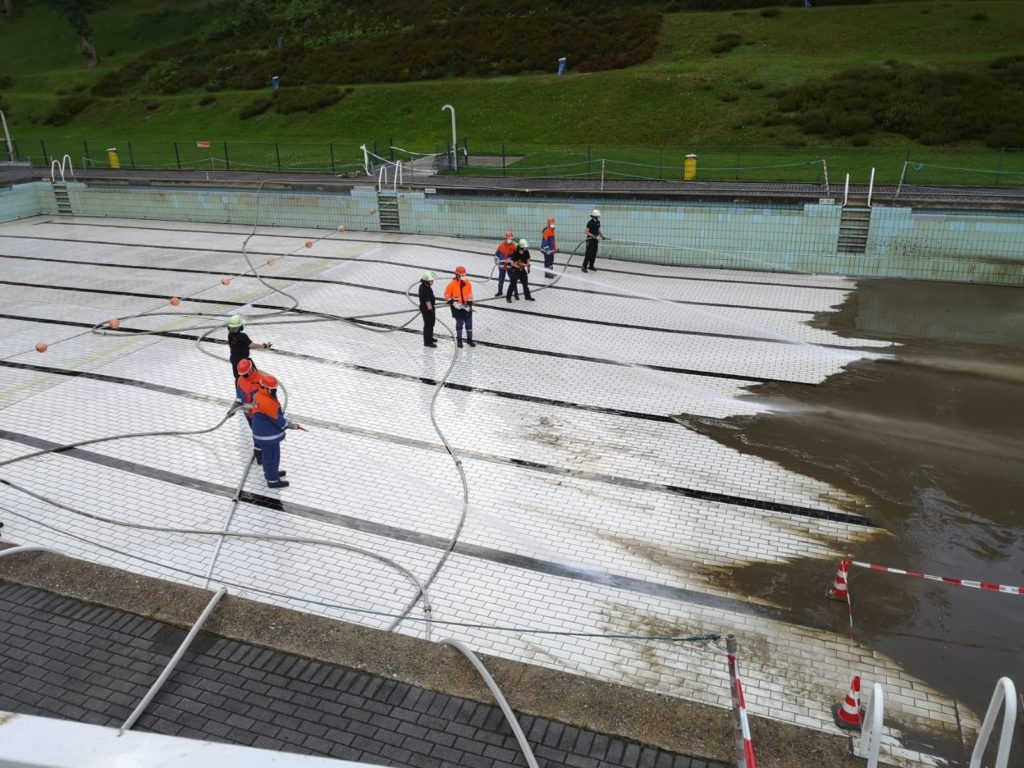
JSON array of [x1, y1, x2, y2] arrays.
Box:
[[267, 480, 290, 488], [457, 338, 464, 348], [466, 334, 476, 347]]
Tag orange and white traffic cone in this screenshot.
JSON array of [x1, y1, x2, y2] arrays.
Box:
[[832, 675, 865, 730], [826, 560, 850, 602]]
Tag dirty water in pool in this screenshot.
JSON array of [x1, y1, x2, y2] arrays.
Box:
[[679, 278, 1024, 740]]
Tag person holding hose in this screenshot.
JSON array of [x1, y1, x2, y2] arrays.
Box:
[[234, 358, 264, 465], [419, 271, 437, 347], [494, 230, 517, 298], [444, 266, 475, 348], [251, 373, 299, 488], [227, 314, 272, 378], [505, 239, 535, 303], [583, 209, 608, 273], [540, 218, 557, 279]]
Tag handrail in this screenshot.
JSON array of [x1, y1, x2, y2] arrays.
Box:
[[393, 159, 403, 190], [377, 164, 387, 191], [842, 173, 850, 207], [821, 158, 830, 195], [120, 586, 228, 734], [866, 167, 876, 207], [895, 160, 909, 200], [49, 154, 74, 183], [969, 677, 1016, 768], [855, 683, 884, 768]]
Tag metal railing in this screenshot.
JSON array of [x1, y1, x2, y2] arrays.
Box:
[[49, 154, 73, 183], [970, 677, 1017, 768]]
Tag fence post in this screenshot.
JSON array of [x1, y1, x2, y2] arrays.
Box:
[[174, 141, 181, 170], [223, 141, 230, 170], [462, 137, 469, 167], [587, 145, 592, 178], [389, 138, 394, 162], [275, 142, 281, 172], [127, 141, 135, 169], [329, 143, 335, 173], [735, 147, 741, 180], [502, 144, 506, 177], [600, 159, 605, 191], [40, 139, 48, 164], [659, 146, 664, 180], [83, 140, 89, 166], [995, 147, 1004, 187]]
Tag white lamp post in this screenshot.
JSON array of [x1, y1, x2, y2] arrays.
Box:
[[441, 104, 457, 171]]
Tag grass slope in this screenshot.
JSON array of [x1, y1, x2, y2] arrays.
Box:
[[2, 0, 1024, 183]]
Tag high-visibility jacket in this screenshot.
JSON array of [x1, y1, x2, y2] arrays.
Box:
[[495, 240, 516, 266], [235, 371, 261, 414], [444, 277, 474, 307], [251, 389, 289, 443], [541, 225, 556, 256]]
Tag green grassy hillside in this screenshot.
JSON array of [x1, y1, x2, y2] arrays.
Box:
[[2, 0, 1024, 182]]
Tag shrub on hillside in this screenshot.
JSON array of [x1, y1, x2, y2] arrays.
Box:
[[0, 74, 14, 90], [275, 84, 347, 114], [198, 94, 217, 106], [710, 32, 743, 54], [44, 95, 96, 126], [239, 95, 273, 119]]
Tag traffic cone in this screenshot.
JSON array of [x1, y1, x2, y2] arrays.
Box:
[[832, 675, 865, 730], [826, 560, 850, 602]]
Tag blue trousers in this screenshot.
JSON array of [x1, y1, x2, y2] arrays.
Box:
[[496, 265, 506, 294], [260, 441, 282, 482], [542, 249, 555, 276], [453, 308, 472, 340]]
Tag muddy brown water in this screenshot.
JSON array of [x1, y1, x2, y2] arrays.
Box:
[[681, 278, 1024, 762]]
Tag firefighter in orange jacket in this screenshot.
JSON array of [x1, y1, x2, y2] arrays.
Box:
[[540, 218, 557, 279], [444, 266, 475, 348], [251, 373, 299, 488], [494, 230, 517, 298], [234, 358, 263, 465]]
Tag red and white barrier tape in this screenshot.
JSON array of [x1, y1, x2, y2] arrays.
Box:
[[848, 560, 1023, 596], [726, 644, 758, 768]]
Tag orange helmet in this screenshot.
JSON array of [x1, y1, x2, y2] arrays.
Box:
[[260, 373, 279, 389], [547, 218, 555, 225], [504, 231, 513, 239], [237, 359, 254, 375], [455, 265, 467, 275]]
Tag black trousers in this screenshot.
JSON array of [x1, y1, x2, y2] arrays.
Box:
[[506, 270, 531, 300], [421, 309, 435, 344], [583, 239, 599, 270]]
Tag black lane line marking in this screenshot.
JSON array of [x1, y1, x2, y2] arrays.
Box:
[[0, 230, 822, 315], [0, 251, 825, 346], [0, 429, 784, 620], [0, 360, 874, 529], [34, 219, 853, 292], [0, 297, 816, 387]]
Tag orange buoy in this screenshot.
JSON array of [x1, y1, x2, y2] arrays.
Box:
[[35, 342, 48, 353], [305, 240, 313, 248], [221, 277, 231, 285], [170, 297, 181, 306], [109, 318, 121, 330]]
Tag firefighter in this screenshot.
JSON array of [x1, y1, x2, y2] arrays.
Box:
[[419, 271, 437, 347], [506, 239, 535, 302], [494, 230, 518, 298], [234, 358, 263, 465], [444, 266, 476, 348], [583, 209, 608, 273], [540, 218, 557, 279], [251, 373, 298, 488], [227, 314, 272, 378]]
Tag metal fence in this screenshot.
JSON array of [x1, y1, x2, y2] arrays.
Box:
[[11, 136, 1024, 187]]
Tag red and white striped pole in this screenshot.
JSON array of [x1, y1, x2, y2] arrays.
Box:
[[726, 634, 757, 768]]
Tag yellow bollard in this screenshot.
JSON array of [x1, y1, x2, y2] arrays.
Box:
[[106, 147, 121, 169], [683, 153, 698, 181]]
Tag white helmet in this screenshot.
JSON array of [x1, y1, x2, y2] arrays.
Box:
[[591, 209, 601, 217], [228, 314, 244, 329], [518, 239, 529, 249], [421, 271, 435, 281]]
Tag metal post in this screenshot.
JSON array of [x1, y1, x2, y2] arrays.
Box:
[[329, 143, 335, 173], [867, 166, 876, 207], [736, 147, 741, 180], [502, 144, 506, 177], [843, 173, 850, 207], [275, 142, 281, 171], [127, 141, 135, 169], [40, 139, 48, 164], [120, 587, 228, 734], [173, 141, 181, 170], [587, 145, 592, 178], [821, 159, 830, 195], [659, 146, 664, 180], [995, 147, 1004, 187], [0, 109, 13, 161], [895, 161, 908, 200], [223, 141, 230, 170], [82, 140, 89, 166], [601, 158, 605, 191], [442, 104, 457, 172], [389, 138, 394, 162]]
